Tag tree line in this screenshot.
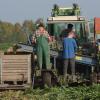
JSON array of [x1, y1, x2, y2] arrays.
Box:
[[0, 20, 36, 43]]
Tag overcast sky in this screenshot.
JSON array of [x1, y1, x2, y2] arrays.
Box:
[[0, 0, 100, 23]]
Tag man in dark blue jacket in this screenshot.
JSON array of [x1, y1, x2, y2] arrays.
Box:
[[63, 31, 77, 81]]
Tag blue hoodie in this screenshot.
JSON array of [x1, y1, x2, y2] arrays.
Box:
[[63, 38, 77, 59]]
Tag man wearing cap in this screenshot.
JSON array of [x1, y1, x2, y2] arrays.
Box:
[[60, 24, 74, 38]]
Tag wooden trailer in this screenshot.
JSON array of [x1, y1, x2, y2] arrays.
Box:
[[0, 53, 32, 89]]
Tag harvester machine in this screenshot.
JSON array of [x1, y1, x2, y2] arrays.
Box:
[[14, 4, 100, 87], [47, 4, 100, 84]]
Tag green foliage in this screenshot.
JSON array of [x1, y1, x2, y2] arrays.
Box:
[[0, 84, 100, 100], [0, 20, 35, 43]]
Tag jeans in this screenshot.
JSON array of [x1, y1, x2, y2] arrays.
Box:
[[63, 58, 75, 76]]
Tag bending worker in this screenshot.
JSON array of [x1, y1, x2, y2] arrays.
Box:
[[32, 24, 51, 70]]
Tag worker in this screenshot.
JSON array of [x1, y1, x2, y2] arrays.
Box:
[[62, 31, 77, 82], [32, 24, 51, 70]]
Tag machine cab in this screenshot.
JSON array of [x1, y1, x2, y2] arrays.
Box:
[[47, 4, 91, 49], [47, 16, 89, 44]]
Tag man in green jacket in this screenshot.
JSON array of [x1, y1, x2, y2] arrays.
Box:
[[32, 24, 51, 70]]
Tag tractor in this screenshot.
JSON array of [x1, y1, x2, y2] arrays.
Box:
[[47, 4, 100, 84], [15, 4, 100, 87]]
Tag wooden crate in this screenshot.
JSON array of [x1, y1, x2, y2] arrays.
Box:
[[0, 54, 31, 85]]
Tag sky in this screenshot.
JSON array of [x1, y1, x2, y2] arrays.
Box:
[[0, 0, 100, 23]]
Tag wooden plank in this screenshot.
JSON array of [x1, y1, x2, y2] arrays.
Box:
[[2, 72, 27, 75], [3, 63, 28, 65], [2, 76, 28, 79], [3, 59, 28, 62], [2, 72, 27, 74], [2, 68, 28, 70], [3, 64, 27, 67], [2, 55, 30, 59], [2, 57, 28, 59], [3, 61, 28, 63], [2, 74, 27, 77], [3, 65, 28, 68], [2, 76, 27, 79], [2, 70, 27, 72], [2, 73, 27, 77], [3, 67, 28, 70], [3, 61, 28, 64], [2, 70, 28, 73], [0, 84, 30, 90], [2, 76, 28, 81], [3, 65, 28, 67], [2, 55, 27, 60]]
